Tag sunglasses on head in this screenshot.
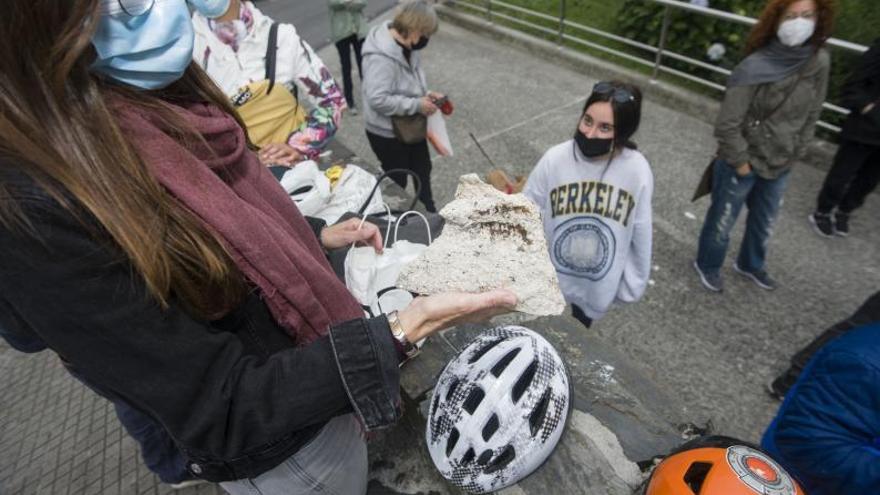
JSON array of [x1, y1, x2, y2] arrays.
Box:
[[592, 81, 635, 103], [98, 0, 156, 17]]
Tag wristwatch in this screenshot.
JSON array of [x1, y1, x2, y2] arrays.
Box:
[[387, 310, 420, 362]]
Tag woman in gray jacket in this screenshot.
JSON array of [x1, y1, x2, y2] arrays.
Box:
[[362, 0, 444, 212], [694, 0, 833, 293]]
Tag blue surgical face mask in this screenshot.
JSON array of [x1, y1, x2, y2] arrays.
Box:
[[189, 0, 232, 19], [90, 0, 195, 90]]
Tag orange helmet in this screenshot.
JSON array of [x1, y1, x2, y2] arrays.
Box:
[[644, 436, 805, 495]]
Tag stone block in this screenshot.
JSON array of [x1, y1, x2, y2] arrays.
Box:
[[399, 174, 565, 316]]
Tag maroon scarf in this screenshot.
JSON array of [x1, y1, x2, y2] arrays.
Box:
[[112, 99, 364, 345]]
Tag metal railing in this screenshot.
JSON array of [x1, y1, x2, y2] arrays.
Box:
[[450, 0, 869, 133]]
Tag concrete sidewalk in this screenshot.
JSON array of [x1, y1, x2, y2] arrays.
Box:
[[1, 6, 878, 495]]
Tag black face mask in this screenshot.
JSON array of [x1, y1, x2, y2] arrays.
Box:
[[574, 131, 613, 158], [411, 36, 430, 50]]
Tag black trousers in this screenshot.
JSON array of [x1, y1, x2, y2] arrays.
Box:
[[816, 139, 880, 214], [334, 34, 364, 109], [773, 291, 880, 395], [571, 304, 593, 329], [366, 130, 436, 212]]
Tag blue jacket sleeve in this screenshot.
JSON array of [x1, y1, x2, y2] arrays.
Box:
[[772, 349, 880, 495]]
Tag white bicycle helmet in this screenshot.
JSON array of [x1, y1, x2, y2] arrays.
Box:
[[426, 326, 572, 494]]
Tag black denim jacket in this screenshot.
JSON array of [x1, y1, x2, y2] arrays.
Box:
[[0, 165, 402, 481]]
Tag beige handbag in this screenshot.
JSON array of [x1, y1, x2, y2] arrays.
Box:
[[391, 113, 428, 144], [391, 64, 429, 144], [231, 23, 307, 147]]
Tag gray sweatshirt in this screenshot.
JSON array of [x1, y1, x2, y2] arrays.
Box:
[[361, 22, 428, 138], [524, 142, 653, 321]]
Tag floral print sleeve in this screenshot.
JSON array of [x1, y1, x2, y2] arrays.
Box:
[[286, 37, 347, 160]]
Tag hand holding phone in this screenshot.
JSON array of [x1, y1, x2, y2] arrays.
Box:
[[430, 94, 454, 116]]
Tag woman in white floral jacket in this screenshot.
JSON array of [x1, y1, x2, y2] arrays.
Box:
[[192, 0, 347, 165]]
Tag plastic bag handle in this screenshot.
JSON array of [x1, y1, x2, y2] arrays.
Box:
[[393, 210, 433, 245], [352, 203, 393, 249], [356, 169, 422, 215]]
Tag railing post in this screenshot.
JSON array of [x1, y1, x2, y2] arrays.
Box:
[[557, 0, 566, 45], [652, 5, 672, 83], [486, 0, 492, 23]]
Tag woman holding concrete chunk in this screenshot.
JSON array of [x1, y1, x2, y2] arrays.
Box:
[[525, 81, 653, 328], [0, 1, 517, 493], [693, 0, 834, 293]]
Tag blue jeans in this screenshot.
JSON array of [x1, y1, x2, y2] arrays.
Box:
[[697, 159, 791, 276]]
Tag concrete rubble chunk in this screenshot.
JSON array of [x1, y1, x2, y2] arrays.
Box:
[[398, 174, 566, 315]]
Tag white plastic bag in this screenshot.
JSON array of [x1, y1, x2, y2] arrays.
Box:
[[427, 113, 453, 157], [344, 211, 433, 317], [280, 163, 386, 223], [279, 161, 331, 217], [317, 165, 385, 224]]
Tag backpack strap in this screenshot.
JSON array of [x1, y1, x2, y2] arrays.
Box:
[[265, 22, 280, 94]]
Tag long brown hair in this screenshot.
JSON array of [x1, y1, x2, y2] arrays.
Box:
[[0, 0, 247, 318], [744, 0, 836, 55]]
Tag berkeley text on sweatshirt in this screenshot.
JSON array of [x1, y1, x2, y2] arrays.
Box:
[[524, 141, 653, 321]]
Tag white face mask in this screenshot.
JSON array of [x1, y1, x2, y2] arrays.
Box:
[[777, 17, 816, 47]]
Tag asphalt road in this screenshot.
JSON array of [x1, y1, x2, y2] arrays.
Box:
[[252, 0, 398, 50]]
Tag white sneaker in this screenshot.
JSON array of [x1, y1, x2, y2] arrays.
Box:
[[349, 107, 359, 116]]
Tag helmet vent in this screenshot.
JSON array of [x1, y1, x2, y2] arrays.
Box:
[[482, 414, 500, 441], [476, 449, 493, 466], [463, 387, 486, 414], [468, 338, 504, 364], [491, 348, 521, 377], [484, 445, 516, 474], [529, 388, 552, 437], [683, 462, 713, 494], [446, 427, 460, 457], [430, 393, 440, 417], [461, 447, 476, 464], [512, 360, 538, 404], [445, 378, 460, 402]]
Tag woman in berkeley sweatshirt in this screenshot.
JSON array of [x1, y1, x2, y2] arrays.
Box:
[[525, 81, 653, 327]]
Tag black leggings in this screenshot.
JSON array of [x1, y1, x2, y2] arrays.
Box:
[[571, 304, 593, 329], [816, 139, 880, 214], [334, 34, 364, 109], [366, 131, 436, 212]]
